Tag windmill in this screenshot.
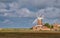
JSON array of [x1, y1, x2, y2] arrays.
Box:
[[32, 14, 44, 31], [33, 14, 44, 26]]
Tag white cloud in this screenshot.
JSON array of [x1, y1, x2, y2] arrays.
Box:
[[9, 2, 19, 10], [3, 13, 8, 16], [3, 19, 13, 24], [16, 8, 32, 17], [31, 0, 60, 8], [37, 7, 60, 18], [0, 8, 35, 17], [0, 9, 8, 12], [0, 7, 60, 18], [0, 0, 60, 24], [0, 0, 60, 9], [0, 2, 7, 9], [0, 0, 60, 18], [18, 0, 29, 6]]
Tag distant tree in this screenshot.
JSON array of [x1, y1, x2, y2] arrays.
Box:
[[50, 25, 53, 28], [44, 23, 50, 28], [30, 27, 33, 29], [44, 23, 53, 28]]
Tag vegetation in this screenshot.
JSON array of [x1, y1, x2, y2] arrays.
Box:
[[0, 28, 33, 32], [30, 27, 33, 29], [44, 23, 53, 28], [0, 32, 60, 38]]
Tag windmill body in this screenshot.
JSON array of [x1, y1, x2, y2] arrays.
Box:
[[33, 16, 43, 26], [32, 16, 44, 31], [37, 17, 43, 25], [32, 15, 50, 31]]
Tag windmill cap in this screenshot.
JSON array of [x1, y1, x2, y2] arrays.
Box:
[[38, 17, 43, 19]]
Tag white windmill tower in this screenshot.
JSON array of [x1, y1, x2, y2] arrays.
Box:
[[32, 14, 44, 31], [33, 14, 44, 27]]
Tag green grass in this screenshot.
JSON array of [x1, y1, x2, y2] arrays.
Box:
[[0, 28, 32, 32], [0, 28, 60, 33]]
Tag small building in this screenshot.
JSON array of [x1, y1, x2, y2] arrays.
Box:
[[33, 25, 50, 31], [53, 23, 60, 31], [41, 26, 50, 31]]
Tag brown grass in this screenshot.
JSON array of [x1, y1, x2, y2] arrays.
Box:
[[0, 28, 60, 38], [0, 32, 60, 38]]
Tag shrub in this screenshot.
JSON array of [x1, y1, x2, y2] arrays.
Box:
[[44, 23, 53, 28]]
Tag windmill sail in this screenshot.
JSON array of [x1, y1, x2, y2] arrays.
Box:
[[33, 14, 44, 25], [33, 18, 37, 24]]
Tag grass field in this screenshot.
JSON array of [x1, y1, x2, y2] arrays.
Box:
[[0, 32, 60, 38], [0, 28, 60, 38]]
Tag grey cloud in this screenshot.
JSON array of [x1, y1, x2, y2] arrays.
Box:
[[0, 0, 60, 18], [2, 19, 14, 24], [1, 0, 60, 9], [29, 0, 60, 9], [0, 0, 17, 3], [37, 7, 60, 18], [0, 2, 7, 9], [0, 8, 35, 17], [9, 2, 19, 10]]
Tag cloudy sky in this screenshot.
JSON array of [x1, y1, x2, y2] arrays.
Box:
[[0, 0, 60, 18], [0, 0, 60, 28]]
